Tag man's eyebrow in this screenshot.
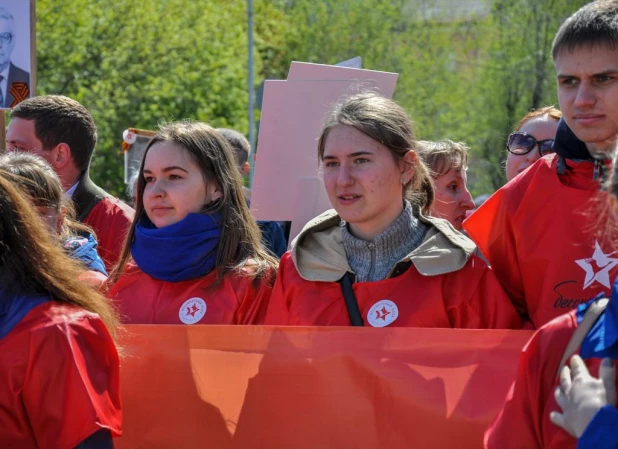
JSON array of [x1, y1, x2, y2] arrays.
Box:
[[557, 70, 618, 78]]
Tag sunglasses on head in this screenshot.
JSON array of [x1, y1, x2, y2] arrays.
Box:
[[507, 132, 555, 157]]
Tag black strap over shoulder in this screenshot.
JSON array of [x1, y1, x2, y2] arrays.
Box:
[[339, 272, 364, 326]]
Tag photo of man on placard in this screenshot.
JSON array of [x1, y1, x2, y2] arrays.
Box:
[[0, 6, 29, 109]]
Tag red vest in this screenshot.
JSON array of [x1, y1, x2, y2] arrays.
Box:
[[464, 155, 618, 328], [108, 262, 274, 325], [265, 252, 521, 329], [0, 302, 121, 448]]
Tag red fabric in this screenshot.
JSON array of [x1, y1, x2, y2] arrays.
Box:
[[484, 311, 618, 449], [108, 262, 274, 324], [115, 325, 532, 449], [464, 155, 617, 328], [0, 302, 122, 449], [79, 270, 108, 290], [83, 197, 134, 271], [265, 252, 522, 329]]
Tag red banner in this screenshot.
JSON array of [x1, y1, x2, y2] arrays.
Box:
[[116, 326, 533, 449]]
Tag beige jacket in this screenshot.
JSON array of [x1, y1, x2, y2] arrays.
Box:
[[291, 209, 477, 282]]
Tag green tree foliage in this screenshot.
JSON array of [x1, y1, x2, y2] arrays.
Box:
[[35, 0, 589, 197], [472, 0, 588, 191], [263, 0, 587, 194], [36, 0, 285, 196]]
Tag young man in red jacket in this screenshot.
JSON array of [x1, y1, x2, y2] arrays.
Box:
[[464, 0, 618, 330], [484, 1, 618, 448], [5, 95, 134, 270]]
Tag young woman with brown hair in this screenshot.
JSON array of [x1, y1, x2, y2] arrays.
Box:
[[0, 176, 121, 448], [107, 121, 277, 325], [265, 92, 521, 329]]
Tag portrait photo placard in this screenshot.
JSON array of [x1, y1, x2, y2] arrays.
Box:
[[0, 0, 33, 110]]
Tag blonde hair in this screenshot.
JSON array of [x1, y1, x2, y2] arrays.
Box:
[[417, 140, 469, 177], [0, 152, 95, 241]]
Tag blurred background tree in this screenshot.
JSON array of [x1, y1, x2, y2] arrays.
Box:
[[34, 0, 587, 198]]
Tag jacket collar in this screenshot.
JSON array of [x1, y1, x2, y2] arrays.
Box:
[[290, 209, 476, 282], [71, 171, 109, 221]]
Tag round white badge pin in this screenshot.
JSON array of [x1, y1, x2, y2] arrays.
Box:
[[179, 297, 207, 325], [367, 299, 399, 327]]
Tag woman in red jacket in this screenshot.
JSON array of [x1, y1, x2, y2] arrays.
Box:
[[264, 92, 521, 329], [107, 121, 277, 325], [0, 176, 121, 448]]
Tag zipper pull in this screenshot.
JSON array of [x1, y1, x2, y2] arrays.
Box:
[[593, 159, 602, 181]]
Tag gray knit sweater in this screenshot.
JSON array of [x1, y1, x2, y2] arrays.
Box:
[[340, 201, 428, 282]]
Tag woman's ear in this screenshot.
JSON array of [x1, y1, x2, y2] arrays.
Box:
[[208, 183, 223, 202], [400, 151, 418, 185]]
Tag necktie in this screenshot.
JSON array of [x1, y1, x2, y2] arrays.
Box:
[[0, 75, 4, 107]]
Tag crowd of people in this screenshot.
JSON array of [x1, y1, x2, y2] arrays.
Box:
[[1, 0, 618, 447]]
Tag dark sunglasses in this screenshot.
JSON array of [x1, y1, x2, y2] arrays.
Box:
[[507, 132, 555, 157]]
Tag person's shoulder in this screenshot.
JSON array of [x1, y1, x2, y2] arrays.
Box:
[[114, 260, 144, 281], [8, 62, 29, 81], [17, 302, 104, 339], [97, 196, 135, 219], [526, 310, 577, 355]]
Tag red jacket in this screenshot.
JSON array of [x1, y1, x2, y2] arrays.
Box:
[[108, 262, 274, 325], [484, 310, 618, 449], [72, 173, 134, 271], [464, 155, 617, 328], [0, 302, 121, 448], [83, 197, 134, 271], [265, 210, 521, 329]]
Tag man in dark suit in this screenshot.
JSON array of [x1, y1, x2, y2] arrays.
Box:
[[0, 8, 30, 108]]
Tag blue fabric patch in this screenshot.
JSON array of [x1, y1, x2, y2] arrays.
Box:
[[577, 405, 618, 449], [64, 233, 107, 276], [0, 286, 50, 340], [577, 281, 618, 359], [258, 221, 288, 258], [131, 212, 222, 282]]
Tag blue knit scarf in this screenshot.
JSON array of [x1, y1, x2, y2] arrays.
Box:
[[131, 212, 222, 282]]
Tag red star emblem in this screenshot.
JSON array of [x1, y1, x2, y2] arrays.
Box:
[[376, 306, 390, 321], [186, 304, 199, 317]]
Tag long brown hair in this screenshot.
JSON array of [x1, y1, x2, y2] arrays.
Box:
[[0, 175, 119, 339], [317, 92, 434, 214], [0, 152, 94, 240], [109, 121, 277, 286]]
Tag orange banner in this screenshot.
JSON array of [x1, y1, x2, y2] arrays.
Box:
[[117, 326, 533, 449]]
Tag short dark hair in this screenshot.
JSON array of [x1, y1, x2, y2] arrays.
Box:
[[217, 128, 250, 168], [10, 95, 98, 172], [552, 0, 618, 59]]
